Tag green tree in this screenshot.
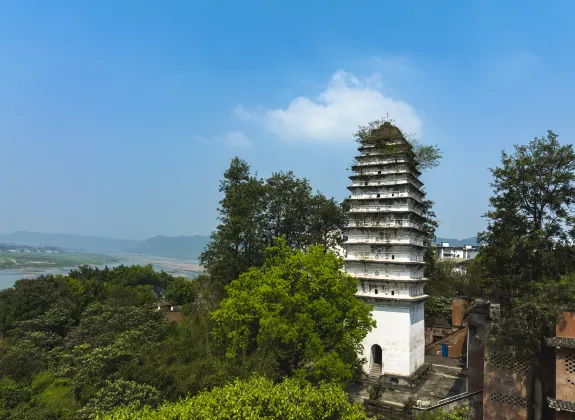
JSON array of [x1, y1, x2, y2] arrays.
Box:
[[101, 376, 369, 420], [415, 406, 468, 419], [164, 276, 196, 306], [78, 379, 161, 420], [211, 238, 374, 384], [306, 193, 346, 250], [0, 275, 79, 334], [66, 302, 168, 404], [75, 302, 166, 348], [200, 157, 267, 286], [478, 130, 575, 297], [475, 131, 575, 418], [0, 339, 47, 385], [262, 171, 312, 248], [477, 130, 575, 358]]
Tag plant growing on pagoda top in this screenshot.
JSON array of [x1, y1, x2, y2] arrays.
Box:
[[353, 119, 442, 172]]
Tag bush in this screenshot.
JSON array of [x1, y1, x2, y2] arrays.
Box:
[[101, 376, 368, 420]]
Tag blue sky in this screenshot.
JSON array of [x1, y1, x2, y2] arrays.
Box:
[[1, 1, 575, 240]]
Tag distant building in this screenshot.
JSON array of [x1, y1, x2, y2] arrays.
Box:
[[434, 243, 483, 274], [436, 243, 481, 260]]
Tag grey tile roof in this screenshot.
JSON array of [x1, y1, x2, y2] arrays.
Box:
[[545, 337, 575, 348], [548, 398, 575, 412]]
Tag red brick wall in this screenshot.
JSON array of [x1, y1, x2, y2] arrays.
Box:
[[424, 327, 468, 358], [468, 340, 484, 393], [482, 353, 529, 420], [557, 311, 575, 338], [452, 297, 472, 328], [556, 348, 575, 402]]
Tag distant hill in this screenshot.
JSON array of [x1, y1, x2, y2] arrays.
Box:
[[0, 231, 140, 253], [0, 231, 212, 261], [136, 235, 210, 261], [435, 236, 478, 246]]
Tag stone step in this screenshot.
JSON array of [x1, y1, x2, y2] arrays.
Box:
[[370, 364, 382, 375]]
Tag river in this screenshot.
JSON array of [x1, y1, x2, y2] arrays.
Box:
[[0, 253, 203, 290]]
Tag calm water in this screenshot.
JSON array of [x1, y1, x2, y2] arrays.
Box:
[[0, 256, 201, 291]]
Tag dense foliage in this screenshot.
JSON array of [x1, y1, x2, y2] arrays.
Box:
[[476, 131, 575, 360], [200, 158, 346, 287], [101, 376, 369, 420], [212, 238, 374, 384], [0, 265, 202, 419], [0, 245, 372, 418], [415, 406, 468, 420]]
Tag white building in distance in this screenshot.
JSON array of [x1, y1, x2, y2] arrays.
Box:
[[343, 122, 429, 379], [436, 243, 480, 260]]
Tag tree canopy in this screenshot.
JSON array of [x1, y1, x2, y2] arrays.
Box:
[[211, 238, 374, 384], [476, 130, 575, 360], [101, 376, 369, 420], [200, 158, 346, 287]]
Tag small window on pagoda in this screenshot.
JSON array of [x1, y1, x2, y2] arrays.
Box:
[[391, 291, 395, 296], [365, 182, 368, 186], [391, 255, 395, 260], [374, 288, 379, 295], [377, 194, 380, 198], [378, 171, 381, 175]]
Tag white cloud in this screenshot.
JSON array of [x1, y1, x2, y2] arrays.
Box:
[[235, 70, 421, 142], [195, 131, 251, 148]]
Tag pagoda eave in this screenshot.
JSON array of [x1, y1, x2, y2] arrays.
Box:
[[342, 242, 426, 248], [353, 275, 428, 283], [344, 258, 426, 265], [356, 293, 430, 303]]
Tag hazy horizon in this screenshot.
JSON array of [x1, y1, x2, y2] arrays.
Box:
[[2, 1, 574, 240]]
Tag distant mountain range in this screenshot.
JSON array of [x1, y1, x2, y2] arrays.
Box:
[[0, 231, 479, 260], [435, 236, 478, 246], [0, 231, 211, 261]]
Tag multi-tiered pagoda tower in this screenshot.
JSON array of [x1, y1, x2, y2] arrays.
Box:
[[343, 122, 428, 379]]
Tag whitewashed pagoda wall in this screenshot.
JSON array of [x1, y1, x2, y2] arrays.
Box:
[[360, 303, 425, 376], [343, 127, 429, 379]]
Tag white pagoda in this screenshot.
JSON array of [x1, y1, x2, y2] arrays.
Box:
[[343, 122, 428, 379]]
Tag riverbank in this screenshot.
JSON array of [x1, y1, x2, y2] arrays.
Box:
[[0, 251, 119, 269], [0, 252, 203, 290]]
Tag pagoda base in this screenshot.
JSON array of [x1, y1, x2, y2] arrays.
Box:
[[379, 363, 432, 390], [361, 301, 426, 377]]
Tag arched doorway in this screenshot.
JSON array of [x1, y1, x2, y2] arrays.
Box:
[[372, 344, 382, 365], [370, 344, 383, 376]]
